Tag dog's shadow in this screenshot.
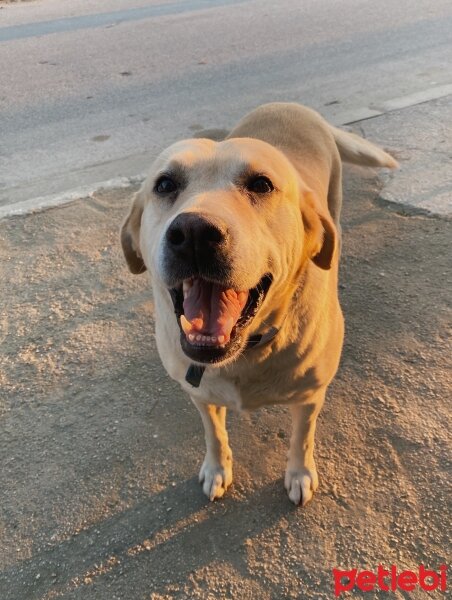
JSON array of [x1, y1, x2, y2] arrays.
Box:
[[2, 478, 297, 599]]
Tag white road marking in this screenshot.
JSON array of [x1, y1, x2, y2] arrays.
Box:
[[375, 83, 452, 112]]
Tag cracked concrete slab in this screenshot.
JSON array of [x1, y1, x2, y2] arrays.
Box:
[[355, 94, 452, 216]]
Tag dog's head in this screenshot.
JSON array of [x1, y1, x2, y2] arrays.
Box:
[[121, 137, 336, 366]]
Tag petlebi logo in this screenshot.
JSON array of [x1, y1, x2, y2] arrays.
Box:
[[333, 564, 448, 596]]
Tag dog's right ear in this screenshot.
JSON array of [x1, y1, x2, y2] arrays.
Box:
[[120, 191, 147, 274], [301, 191, 336, 270]]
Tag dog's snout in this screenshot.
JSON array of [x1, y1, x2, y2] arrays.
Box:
[[163, 212, 230, 281], [165, 213, 227, 262]]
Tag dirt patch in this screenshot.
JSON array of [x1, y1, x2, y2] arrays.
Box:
[[0, 169, 450, 599]]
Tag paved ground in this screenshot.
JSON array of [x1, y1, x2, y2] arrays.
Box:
[[358, 95, 452, 216], [1, 0, 452, 212], [0, 98, 451, 598]]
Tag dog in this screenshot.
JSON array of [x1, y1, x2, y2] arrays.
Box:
[[121, 102, 398, 505]]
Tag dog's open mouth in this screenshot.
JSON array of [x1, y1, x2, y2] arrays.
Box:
[[170, 274, 272, 364]]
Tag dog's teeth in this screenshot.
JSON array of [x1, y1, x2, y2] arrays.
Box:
[[217, 335, 225, 344], [196, 334, 201, 342], [211, 336, 216, 343], [180, 314, 191, 335], [188, 333, 195, 342], [201, 335, 207, 342], [206, 336, 211, 342]]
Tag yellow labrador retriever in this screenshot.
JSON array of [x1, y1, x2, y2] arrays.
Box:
[[121, 103, 397, 505]]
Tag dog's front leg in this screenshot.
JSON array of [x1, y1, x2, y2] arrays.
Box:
[[285, 389, 325, 506], [192, 399, 233, 501]]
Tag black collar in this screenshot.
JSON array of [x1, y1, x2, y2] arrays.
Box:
[[185, 325, 280, 388]]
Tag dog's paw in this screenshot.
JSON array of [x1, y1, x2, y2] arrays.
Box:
[[199, 453, 233, 501], [284, 464, 318, 506]]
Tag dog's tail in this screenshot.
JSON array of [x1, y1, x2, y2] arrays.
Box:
[[331, 126, 399, 169]]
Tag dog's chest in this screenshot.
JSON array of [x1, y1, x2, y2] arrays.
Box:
[[191, 361, 307, 411]]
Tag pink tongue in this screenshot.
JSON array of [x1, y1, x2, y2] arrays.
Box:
[[183, 278, 248, 344]]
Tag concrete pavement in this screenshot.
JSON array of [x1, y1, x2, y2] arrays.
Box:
[[359, 95, 452, 216], [0, 96, 451, 598]]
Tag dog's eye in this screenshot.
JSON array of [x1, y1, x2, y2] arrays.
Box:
[[246, 176, 274, 194], [154, 176, 178, 195]]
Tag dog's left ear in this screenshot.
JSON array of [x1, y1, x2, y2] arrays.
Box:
[[120, 191, 147, 274], [301, 192, 336, 270]]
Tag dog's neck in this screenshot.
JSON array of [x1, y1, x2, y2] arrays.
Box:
[[185, 321, 283, 388]]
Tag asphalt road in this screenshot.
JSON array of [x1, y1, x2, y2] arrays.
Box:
[[1, 0, 452, 209]]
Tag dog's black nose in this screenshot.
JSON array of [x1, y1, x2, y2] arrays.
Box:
[[165, 213, 227, 263]]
